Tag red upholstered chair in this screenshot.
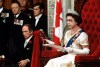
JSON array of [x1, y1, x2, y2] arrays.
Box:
[[31, 30, 65, 67], [41, 41, 65, 66], [37, 0, 100, 67], [75, 0, 100, 67]]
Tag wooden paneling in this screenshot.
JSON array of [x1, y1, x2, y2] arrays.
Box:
[[28, 0, 33, 8], [33, 0, 47, 15], [4, 0, 12, 10]]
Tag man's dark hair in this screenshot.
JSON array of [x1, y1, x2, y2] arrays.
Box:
[[66, 13, 82, 25], [33, 2, 44, 9], [22, 24, 33, 32], [12, 1, 21, 7]]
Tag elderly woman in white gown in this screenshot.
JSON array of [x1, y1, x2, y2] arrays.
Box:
[[43, 9, 90, 67]]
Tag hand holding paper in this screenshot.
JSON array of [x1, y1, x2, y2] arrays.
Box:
[[45, 39, 55, 45], [42, 39, 55, 46], [42, 39, 64, 51]]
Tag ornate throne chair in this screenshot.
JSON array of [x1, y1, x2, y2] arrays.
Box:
[[40, 0, 100, 67], [31, 30, 65, 67], [32, 0, 100, 67], [75, 0, 100, 67]]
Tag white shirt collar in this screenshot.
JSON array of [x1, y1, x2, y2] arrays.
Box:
[[35, 14, 42, 19], [0, 7, 3, 13], [24, 35, 33, 48], [25, 35, 33, 43], [15, 11, 21, 18]]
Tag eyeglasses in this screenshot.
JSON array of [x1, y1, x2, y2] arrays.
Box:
[[67, 19, 75, 22]]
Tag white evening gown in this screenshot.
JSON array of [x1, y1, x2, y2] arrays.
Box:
[[44, 30, 89, 67]]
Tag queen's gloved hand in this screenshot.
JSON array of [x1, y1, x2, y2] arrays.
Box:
[[63, 47, 73, 53], [45, 39, 55, 45]]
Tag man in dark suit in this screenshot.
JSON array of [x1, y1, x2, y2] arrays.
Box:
[[32, 2, 48, 36], [8, 1, 31, 63], [17, 0, 33, 18], [0, 0, 11, 57], [18, 24, 33, 67]]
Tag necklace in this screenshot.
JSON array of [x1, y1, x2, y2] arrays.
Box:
[[70, 27, 80, 35]]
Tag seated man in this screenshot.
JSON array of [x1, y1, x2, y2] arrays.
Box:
[[0, 24, 33, 67], [43, 9, 90, 67], [18, 24, 33, 67]]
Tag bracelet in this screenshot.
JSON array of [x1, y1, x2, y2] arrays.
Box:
[[26, 59, 30, 62], [62, 47, 66, 52], [72, 48, 73, 52]]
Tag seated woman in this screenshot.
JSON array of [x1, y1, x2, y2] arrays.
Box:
[[43, 9, 90, 67]]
